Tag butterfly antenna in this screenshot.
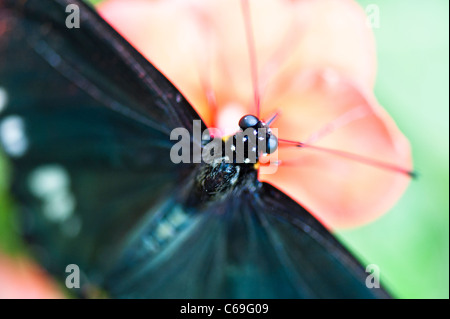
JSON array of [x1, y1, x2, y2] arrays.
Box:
[[265, 111, 281, 126], [241, 0, 261, 118], [278, 138, 417, 178]]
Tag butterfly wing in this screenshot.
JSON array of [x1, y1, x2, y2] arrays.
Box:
[[0, 0, 202, 131], [106, 180, 390, 298], [0, 0, 202, 282], [252, 182, 390, 298]]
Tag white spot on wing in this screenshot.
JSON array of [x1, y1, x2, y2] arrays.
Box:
[[167, 206, 188, 227], [43, 191, 75, 222], [29, 165, 69, 196], [0, 87, 7, 113], [29, 165, 75, 223], [0, 115, 28, 157], [155, 222, 175, 242]]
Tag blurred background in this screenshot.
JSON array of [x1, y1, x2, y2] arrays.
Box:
[[0, 0, 448, 298], [337, 0, 449, 299]]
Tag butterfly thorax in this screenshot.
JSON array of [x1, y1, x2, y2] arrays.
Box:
[[189, 115, 277, 205]]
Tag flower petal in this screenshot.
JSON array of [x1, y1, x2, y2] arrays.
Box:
[[0, 254, 63, 299], [259, 70, 412, 228], [99, 0, 377, 127]]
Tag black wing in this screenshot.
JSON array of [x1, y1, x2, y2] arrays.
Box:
[[105, 180, 390, 298], [0, 0, 202, 282]]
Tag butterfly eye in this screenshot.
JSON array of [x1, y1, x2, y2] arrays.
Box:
[[267, 134, 278, 154], [239, 114, 260, 130]]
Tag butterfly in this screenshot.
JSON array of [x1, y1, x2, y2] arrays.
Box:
[[0, 0, 396, 298]]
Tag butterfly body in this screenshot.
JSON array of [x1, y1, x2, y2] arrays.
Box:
[[187, 114, 277, 204]]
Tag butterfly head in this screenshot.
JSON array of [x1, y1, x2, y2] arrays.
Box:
[[229, 114, 278, 164]]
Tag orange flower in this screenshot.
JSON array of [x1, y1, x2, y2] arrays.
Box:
[[99, 0, 412, 228], [0, 253, 63, 299]]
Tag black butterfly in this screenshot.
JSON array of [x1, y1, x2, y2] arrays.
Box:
[[0, 0, 390, 298]]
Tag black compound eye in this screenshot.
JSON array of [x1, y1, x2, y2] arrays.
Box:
[[267, 135, 278, 154], [239, 115, 260, 130]]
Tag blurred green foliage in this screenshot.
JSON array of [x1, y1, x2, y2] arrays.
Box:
[[338, 0, 449, 299], [0, 0, 448, 299], [0, 152, 21, 254]]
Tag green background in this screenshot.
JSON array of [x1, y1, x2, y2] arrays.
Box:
[[338, 0, 449, 299], [0, 0, 448, 298]]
